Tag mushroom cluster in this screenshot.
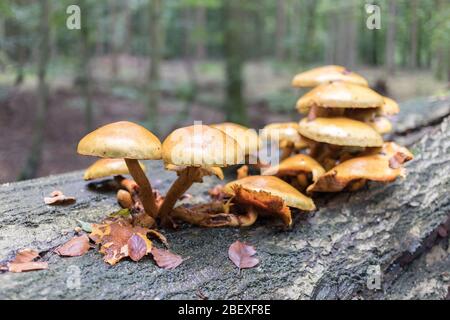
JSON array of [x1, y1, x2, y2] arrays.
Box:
[[75, 65, 413, 232], [289, 65, 413, 192]]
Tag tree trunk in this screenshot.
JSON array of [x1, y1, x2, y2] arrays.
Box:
[[194, 6, 207, 60], [275, 0, 286, 60], [409, 0, 418, 68], [385, 0, 397, 75], [223, 0, 247, 125], [18, 0, 50, 180], [79, 0, 93, 131], [147, 0, 163, 133], [304, 0, 319, 64], [110, 0, 119, 78]]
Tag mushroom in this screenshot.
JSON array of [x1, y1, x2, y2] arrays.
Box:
[[77, 121, 162, 218], [298, 117, 384, 170], [210, 122, 260, 179], [83, 158, 146, 210], [296, 82, 384, 115], [367, 117, 393, 135], [259, 122, 308, 161], [292, 65, 368, 88], [261, 154, 325, 191], [307, 142, 413, 193], [159, 124, 244, 226], [223, 176, 316, 227]]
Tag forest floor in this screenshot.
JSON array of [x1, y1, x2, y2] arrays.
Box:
[[0, 56, 448, 183]]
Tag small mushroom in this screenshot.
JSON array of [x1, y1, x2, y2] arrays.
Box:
[[77, 121, 162, 218], [158, 124, 243, 226], [261, 154, 325, 191], [292, 65, 369, 88], [223, 176, 316, 227], [296, 82, 384, 114], [298, 117, 383, 148], [307, 142, 413, 193], [83, 158, 146, 181], [260, 122, 308, 161], [367, 117, 393, 135], [380, 96, 400, 116]]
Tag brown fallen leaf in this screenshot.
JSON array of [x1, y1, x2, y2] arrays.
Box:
[[55, 234, 90, 257], [89, 218, 153, 265], [228, 240, 259, 271], [147, 229, 169, 248], [151, 248, 185, 270], [11, 248, 40, 263], [44, 190, 76, 205], [128, 233, 152, 262], [8, 261, 48, 273]]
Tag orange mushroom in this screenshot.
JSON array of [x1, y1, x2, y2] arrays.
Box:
[[292, 65, 368, 88]]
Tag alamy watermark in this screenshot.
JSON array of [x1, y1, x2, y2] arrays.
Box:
[[365, 3, 381, 30]]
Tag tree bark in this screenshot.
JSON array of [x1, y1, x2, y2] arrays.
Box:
[[194, 6, 207, 60], [147, 0, 162, 133], [223, 0, 247, 125], [18, 0, 50, 180]]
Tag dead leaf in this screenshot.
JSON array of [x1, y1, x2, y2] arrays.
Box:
[[151, 248, 185, 270], [55, 234, 90, 257], [228, 240, 259, 271], [44, 190, 76, 205], [8, 262, 48, 273], [128, 233, 152, 262], [147, 229, 169, 248], [11, 248, 40, 263], [89, 218, 152, 265]]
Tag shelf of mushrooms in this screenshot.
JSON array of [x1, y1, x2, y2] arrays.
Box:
[[77, 65, 413, 231]]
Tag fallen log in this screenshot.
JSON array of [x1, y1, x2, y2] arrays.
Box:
[[0, 103, 449, 300]]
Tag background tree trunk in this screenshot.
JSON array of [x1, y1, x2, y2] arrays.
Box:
[[409, 0, 418, 68], [385, 0, 397, 75], [194, 6, 206, 60], [79, 0, 93, 131], [18, 0, 50, 180], [223, 0, 247, 125], [147, 0, 163, 132], [275, 0, 286, 60]]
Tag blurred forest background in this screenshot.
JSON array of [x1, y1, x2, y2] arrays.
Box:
[[0, 0, 449, 183]]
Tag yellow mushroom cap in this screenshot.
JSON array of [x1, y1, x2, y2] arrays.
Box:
[[162, 124, 244, 167], [224, 175, 315, 211], [261, 154, 325, 182], [77, 121, 162, 160], [367, 117, 393, 135], [165, 163, 224, 180], [210, 122, 259, 156], [380, 97, 400, 115], [292, 65, 369, 88], [298, 117, 383, 147], [260, 122, 307, 149], [84, 158, 146, 181], [307, 154, 408, 193], [296, 82, 384, 113]]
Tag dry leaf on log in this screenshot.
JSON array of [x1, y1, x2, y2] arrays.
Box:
[[151, 248, 185, 270], [89, 218, 152, 265], [44, 190, 76, 205], [55, 234, 90, 257], [5, 248, 48, 273], [228, 240, 259, 271], [128, 233, 152, 262]]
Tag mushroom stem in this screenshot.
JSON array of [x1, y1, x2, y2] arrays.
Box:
[[158, 167, 202, 225], [280, 145, 293, 161], [124, 158, 158, 218]]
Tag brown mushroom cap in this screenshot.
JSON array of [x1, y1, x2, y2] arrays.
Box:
[[165, 163, 224, 180], [292, 65, 369, 88], [307, 154, 410, 193], [296, 82, 384, 113], [367, 117, 393, 135], [83, 158, 146, 181], [261, 154, 325, 182], [77, 121, 162, 160], [260, 122, 307, 149], [298, 117, 383, 147], [210, 122, 259, 156], [162, 124, 244, 167], [380, 97, 400, 115], [224, 175, 316, 212]]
